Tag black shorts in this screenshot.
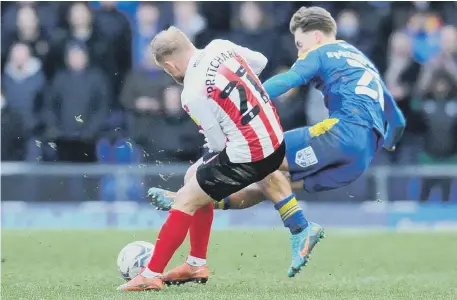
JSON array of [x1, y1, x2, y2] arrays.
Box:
[[196, 142, 286, 200]]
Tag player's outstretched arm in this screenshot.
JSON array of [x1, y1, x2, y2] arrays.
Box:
[[263, 70, 304, 99], [263, 50, 320, 99], [382, 81, 406, 151]]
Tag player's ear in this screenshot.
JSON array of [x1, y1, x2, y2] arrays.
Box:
[[314, 31, 323, 43], [162, 61, 175, 73]]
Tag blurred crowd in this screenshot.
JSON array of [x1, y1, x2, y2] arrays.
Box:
[[1, 2, 457, 182]]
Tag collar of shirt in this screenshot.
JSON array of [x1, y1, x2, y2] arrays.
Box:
[[184, 49, 204, 83]]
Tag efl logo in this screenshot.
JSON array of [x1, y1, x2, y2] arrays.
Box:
[[295, 146, 318, 168]]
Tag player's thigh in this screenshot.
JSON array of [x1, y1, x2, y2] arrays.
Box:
[[184, 152, 217, 184], [290, 179, 305, 191], [197, 143, 285, 201], [174, 175, 214, 214], [292, 127, 380, 191], [284, 119, 360, 181]]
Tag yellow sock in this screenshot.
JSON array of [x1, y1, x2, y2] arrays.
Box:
[[277, 197, 300, 221], [214, 200, 224, 210], [274, 194, 308, 234]]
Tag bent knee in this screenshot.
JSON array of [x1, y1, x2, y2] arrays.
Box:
[[173, 185, 203, 214]]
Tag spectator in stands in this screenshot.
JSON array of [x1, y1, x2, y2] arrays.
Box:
[[1, 2, 60, 37], [417, 25, 457, 98], [45, 43, 110, 163], [120, 48, 171, 162], [2, 43, 46, 161], [172, 1, 206, 43], [438, 2, 457, 27], [1, 92, 26, 161], [193, 2, 231, 48], [414, 71, 457, 202], [385, 31, 421, 129], [1, 5, 52, 78], [404, 11, 442, 64], [94, 1, 132, 99], [132, 2, 163, 66], [230, 1, 279, 80], [336, 9, 375, 58], [49, 2, 114, 86], [258, 2, 293, 32], [159, 84, 203, 161]]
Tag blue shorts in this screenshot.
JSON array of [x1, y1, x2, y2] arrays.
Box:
[[285, 118, 381, 193]]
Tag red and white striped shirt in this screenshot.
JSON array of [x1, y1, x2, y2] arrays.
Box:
[[182, 39, 284, 163]]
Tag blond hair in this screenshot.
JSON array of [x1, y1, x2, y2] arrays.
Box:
[[289, 6, 337, 36], [149, 26, 193, 64]]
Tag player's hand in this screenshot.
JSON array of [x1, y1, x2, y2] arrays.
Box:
[[199, 130, 209, 148], [203, 136, 209, 148]]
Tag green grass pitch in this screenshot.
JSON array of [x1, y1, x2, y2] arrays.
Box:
[[2, 230, 457, 300]]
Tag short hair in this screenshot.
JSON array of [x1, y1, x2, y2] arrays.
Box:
[[289, 6, 337, 36], [149, 26, 193, 64]]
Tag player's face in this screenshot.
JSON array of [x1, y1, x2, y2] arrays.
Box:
[[294, 29, 320, 57]]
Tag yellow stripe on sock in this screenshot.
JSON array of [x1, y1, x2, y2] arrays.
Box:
[[278, 197, 299, 219], [214, 200, 225, 210], [281, 206, 300, 221]]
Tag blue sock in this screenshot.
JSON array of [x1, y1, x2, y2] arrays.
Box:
[[274, 194, 308, 234], [222, 197, 230, 210]]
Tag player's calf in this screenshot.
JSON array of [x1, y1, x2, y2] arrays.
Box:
[[260, 171, 309, 235], [258, 171, 326, 277]]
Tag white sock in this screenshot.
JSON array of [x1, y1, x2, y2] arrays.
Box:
[[186, 255, 207, 267], [141, 267, 161, 278]]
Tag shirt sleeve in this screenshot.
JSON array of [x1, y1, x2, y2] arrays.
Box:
[[233, 43, 268, 76], [263, 49, 321, 99], [185, 96, 227, 152], [381, 80, 406, 149]]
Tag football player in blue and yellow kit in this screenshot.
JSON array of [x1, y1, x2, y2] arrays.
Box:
[[148, 6, 405, 279]]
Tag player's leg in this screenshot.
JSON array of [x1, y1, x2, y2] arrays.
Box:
[[225, 120, 380, 206], [212, 120, 348, 212], [257, 170, 308, 233], [179, 155, 214, 285], [161, 191, 213, 286], [148, 153, 262, 210], [256, 170, 324, 277], [150, 120, 376, 211], [289, 122, 380, 193], [150, 181, 267, 210], [119, 173, 214, 291], [214, 182, 266, 209], [253, 119, 375, 277], [149, 156, 203, 210], [149, 163, 268, 211], [148, 155, 213, 286], [214, 119, 352, 211], [161, 144, 286, 285]]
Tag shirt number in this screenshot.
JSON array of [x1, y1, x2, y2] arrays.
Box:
[[219, 65, 268, 125], [347, 59, 385, 111]]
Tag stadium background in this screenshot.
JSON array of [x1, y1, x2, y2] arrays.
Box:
[[1, 1, 457, 230]]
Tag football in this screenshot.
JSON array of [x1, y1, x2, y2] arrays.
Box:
[[117, 241, 154, 281]]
